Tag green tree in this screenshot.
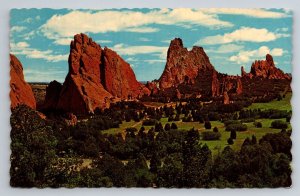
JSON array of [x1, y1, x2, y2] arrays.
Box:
[[204, 121, 212, 129], [230, 130, 237, 139], [157, 153, 183, 187], [10, 105, 58, 187], [164, 123, 171, 131], [150, 152, 161, 173], [171, 122, 178, 129], [227, 138, 234, 145]]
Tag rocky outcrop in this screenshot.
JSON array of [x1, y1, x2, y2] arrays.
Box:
[[102, 47, 150, 99], [244, 54, 291, 80], [44, 33, 148, 114], [223, 91, 230, 104], [211, 71, 220, 97], [157, 38, 245, 98], [236, 78, 243, 95], [43, 80, 62, 110], [219, 76, 243, 95], [159, 38, 215, 89], [55, 33, 112, 114], [175, 89, 182, 99], [64, 113, 77, 126], [10, 54, 36, 109], [145, 81, 159, 96], [241, 66, 252, 78]]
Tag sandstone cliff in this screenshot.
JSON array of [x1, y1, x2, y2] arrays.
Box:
[[44, 33, 148, 114], [243, 54, 291, 80], [159, 38, 215, 89], [10, 54, 36, 109]]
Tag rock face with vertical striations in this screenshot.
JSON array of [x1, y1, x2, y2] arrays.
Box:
[[44, 33, 149, 114], [56, 33, 112, 114], [159, 38, 215, 89], [158, 38, 242, 98], [102, 47, 150, 99], [10, 54, 36, 109]]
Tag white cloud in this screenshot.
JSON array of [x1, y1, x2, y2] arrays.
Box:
[[126, 57, 139, 62], [139, 37, 151, 42], [11, 26, 27, 33], [144, 59, 165, 64], [202, 8, 288, 18], [40, 9, 233, 43], [126, 27, 159, 33], [199, 27, 285, 45], [276, 27, 289, 32], [23, 30, 36, 40], [161, 39, 172, 44], [10, 41, 68, 62], [112, 43, 168, 56], [24, 69, 66, 83], [229, 46, 284, 64], [11, 41, 29, 48], [271, 48, 284, 56], [54, 37, 73, 45]]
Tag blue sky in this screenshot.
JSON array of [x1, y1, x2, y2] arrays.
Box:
[[10, 8, 292, 82]]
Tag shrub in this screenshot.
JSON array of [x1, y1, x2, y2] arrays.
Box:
[[168, 116, 174, 122], [164, 123, 171, 131], [227, 137, 234, 145], [230, 130, 237, 139], [171, 123, 178, 130], [271, 120, 288, 129], [251, 135, 257, 144], [213, 127, 219, 133], [182, 115, 193, 122], [174, 114, 180, 121], [225, 123, 247, 132], [155, 122, 164, 132], [204, 121, 212, 129], [142, 119, 157, 126], [202, 131, 221, 141], [253, 122, 262, 128]]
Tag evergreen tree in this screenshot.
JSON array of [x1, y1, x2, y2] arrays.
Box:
[[230, 130, 237, 139]]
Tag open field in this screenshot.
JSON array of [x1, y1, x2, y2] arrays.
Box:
[[103, 117, 290, 156], [247, 93, 292, 111]]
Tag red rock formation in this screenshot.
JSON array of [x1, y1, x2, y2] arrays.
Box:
[[43, 80, 62, 110], [175, 89, 182, 99], [56, 33, 112, 114], [145, 81, 159, 95], [65, 113, 77, 126], [223, 91, 230, 104], [211, 71, 220, 97], [102, 47, 150, 99], [241, 66, 251, 78], [44, 33, 149, 114], [159, 38, 215, 89], [10, 54, 36, 109], [236, 78, 243, 95], [246, 54, 290, 80]]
